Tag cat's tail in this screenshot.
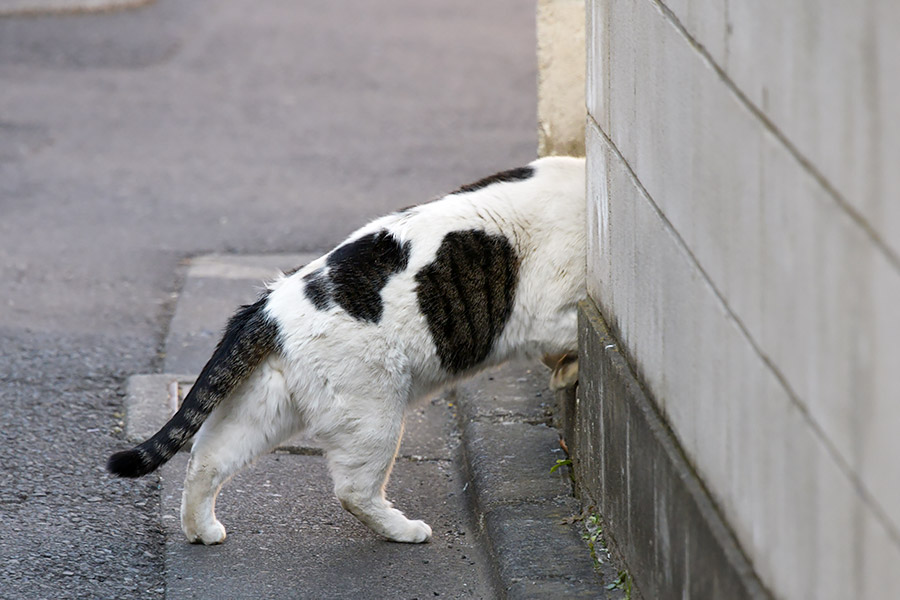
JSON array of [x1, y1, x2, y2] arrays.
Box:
[[106, 295, 280, 478]]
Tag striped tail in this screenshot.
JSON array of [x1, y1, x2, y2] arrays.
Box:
[[107, 296, 280, 478]]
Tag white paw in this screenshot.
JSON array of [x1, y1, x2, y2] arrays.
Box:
[[184, 520, 227, 545], [388, 519, 432, 544]]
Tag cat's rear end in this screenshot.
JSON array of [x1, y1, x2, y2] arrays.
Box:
[[107, 156, 586, 545], [107, 297, 280, 479]]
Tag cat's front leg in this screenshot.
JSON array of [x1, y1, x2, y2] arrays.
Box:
[[338, 491, 433, 543], [320, 404, 432, 543]]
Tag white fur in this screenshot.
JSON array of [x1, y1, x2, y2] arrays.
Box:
[[180, 156, 586, 545]]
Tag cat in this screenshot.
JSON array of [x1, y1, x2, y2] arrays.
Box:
[[107, 155, 586, 545]]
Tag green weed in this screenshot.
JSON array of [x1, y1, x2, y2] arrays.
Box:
[[549, 458, 572, 473], [583, 513, 633, 598], [607, 570, 633, 599], [582, 513, 606, 566]]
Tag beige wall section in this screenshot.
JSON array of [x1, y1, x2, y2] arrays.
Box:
[[586, 0, 900, 598], [537, 0, 586, 156]]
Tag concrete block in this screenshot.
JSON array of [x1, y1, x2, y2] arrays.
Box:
[[860, 508, 900, 599], [588, 0, 900, 538], [585, 120, 900, 599], [725, 0, 900, 256], [585, 0, 608, 131], [808, 436, 859, 600], [658, 0, 900, 261], [537, 0, 586, 157], [585, 121, 607, 304], [661, 0, 728, 70], [862, 264, 900, 525]]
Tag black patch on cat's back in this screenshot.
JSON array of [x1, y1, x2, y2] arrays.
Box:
[[415, 230, 519, 373], [302, 268, 332, 311], [452, 166, 534, 195], [303, 230, 411, 323]]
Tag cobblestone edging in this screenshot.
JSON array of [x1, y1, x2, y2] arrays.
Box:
[[454, 366, 627, 599]]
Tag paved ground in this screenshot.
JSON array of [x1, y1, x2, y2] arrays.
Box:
[[0, 1, 537, 597]]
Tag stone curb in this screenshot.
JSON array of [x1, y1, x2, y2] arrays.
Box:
[[124, 374, 193, 444], [454, 367, 626, 599]]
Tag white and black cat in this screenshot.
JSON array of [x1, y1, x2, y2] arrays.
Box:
[[108, 156, 586, 545]]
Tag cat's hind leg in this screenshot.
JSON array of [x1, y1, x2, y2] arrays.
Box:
[[318, 395, 432, 544], [180, 357, 298, 545]]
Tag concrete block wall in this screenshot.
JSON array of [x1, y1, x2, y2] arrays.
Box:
[[584, 0, 900, 598]]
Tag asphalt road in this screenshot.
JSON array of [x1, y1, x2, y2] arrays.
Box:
[[0, 1, 537, 597]]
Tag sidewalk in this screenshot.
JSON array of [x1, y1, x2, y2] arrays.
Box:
[[124, 253, 620, 599]]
